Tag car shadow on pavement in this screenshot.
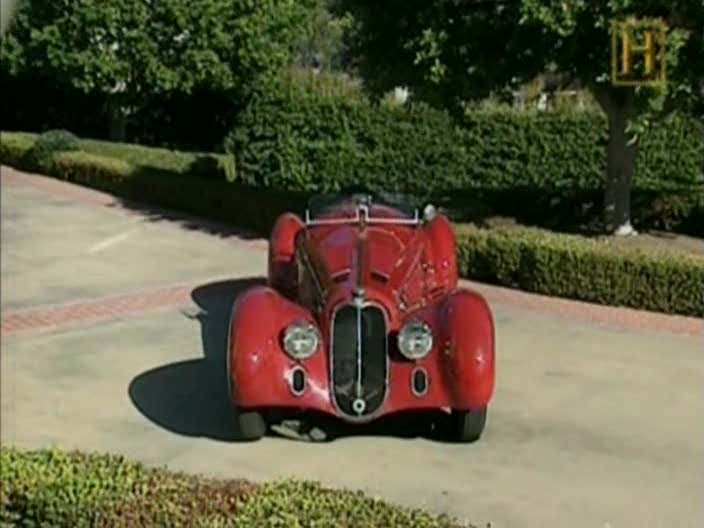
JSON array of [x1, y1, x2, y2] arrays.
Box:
[[128, 277, 448, 443], [110, 196, 264, 241], [128, 277, 266, 442]]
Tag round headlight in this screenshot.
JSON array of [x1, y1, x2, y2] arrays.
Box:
[[283, 322, 320, 360], [397, 320, 433, 360]]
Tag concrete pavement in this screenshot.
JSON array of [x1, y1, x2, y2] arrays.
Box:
[[2, 166, 703, 528]]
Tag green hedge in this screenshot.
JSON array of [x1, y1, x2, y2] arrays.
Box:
[[1, 131, 701, 316], [0, 447, 463, 527], [225, 71, 704, 234], [456, 225, 703, 317], [1, 130, 236, 182], [0, 131, 36, 171]]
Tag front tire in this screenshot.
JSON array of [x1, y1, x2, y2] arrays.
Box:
[[235, 408, 267, 441], [445, 407, 487, 443]]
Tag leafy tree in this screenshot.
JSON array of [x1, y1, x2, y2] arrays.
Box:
[[292, 0, 355, 72], [340, 0, 704, 234], [1, 0, 312, 140]]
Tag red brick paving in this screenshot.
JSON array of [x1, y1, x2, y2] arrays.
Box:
[[1, 164, 701, 339], [1, 283, 196, 337]]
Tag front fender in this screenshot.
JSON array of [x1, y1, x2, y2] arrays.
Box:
[[228, 286, 329, 410], [268, 213, 303, 296], [424, 214, 458, 290], [441, 288, 495, 410]]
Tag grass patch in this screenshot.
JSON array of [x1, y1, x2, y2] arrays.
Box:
[[0, 447, 468, 527]]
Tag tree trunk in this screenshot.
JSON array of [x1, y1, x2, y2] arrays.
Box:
[[593, 88, 638, 235], [107, 99, 128, 142]]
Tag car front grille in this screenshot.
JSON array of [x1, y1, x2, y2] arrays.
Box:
[[330, 303, 387, 417]]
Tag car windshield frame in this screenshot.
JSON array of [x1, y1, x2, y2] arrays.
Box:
[[305, 193, 420, 226]]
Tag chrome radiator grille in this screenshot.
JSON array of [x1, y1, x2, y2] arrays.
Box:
[[330, 303, 387, 417]]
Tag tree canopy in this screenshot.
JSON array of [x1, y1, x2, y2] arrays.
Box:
[[1, 0, 314, 137], [339, 0, 704, 232]]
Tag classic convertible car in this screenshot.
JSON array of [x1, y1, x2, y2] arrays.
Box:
[[227, 193, 495, 442]]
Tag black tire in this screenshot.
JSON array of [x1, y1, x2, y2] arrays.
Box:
[[235, 408, 267, 441], [445, 407, 487, 443]]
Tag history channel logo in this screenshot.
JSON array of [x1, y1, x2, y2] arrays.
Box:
[[611, 18, 667, 88]]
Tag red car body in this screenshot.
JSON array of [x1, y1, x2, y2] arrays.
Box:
[[227, 194, 495, 441]]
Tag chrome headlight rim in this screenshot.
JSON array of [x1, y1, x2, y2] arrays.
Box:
[[282, 320, 320, 360], [397, 319, 433, 360]]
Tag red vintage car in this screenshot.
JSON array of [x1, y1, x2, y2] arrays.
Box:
[[227, 193, 495, 442]]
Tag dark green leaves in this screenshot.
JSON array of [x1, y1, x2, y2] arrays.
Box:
[[0, 0, 313, 106]]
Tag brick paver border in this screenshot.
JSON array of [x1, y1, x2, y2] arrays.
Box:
[[2, 165, 701, 339], [1, 283, 195, 337]]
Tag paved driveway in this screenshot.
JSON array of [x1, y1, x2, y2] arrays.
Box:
[[2, 166, 703, 528]]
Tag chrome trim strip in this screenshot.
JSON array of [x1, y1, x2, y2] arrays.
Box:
[[328, 299, 390, 423], [305, 205, 420, 227], [355, 303, 363, 402]]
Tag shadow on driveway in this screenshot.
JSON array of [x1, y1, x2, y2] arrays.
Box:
[[128, 277, 265, 442]]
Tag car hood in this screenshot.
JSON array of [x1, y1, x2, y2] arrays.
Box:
[[304, 223, 425, 308]]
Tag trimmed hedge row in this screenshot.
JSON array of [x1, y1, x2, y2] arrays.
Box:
[[0, 447, 464, 527], [1, 131, 702, 316], [456, 225, 703, 317], [225, 71, 704, 234], [0, 131, 237, 182]]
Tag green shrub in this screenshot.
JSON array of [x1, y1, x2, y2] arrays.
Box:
[[234, 479, 460, 528], [30, 129, 81, 171], [0, 447, 466, 527], [0, 446, 251, 526], [0, 132, 235, 182], [80, 138, 236, 181], [455, 225, 704, 317], [0, 131, 36, 171], [225, 72, 470, 197], [226, 71, 704, 234], [51, 151, 135, 188]]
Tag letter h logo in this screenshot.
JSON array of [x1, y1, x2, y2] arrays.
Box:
[[611, 18, 666, 87]]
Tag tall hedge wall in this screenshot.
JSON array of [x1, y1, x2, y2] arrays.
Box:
[[226, 72, 704, 234]]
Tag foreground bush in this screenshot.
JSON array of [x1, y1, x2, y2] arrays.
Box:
[[1, 131, 701, 316], [0, 447, 466, 527], [226, 71, 704, 234]]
